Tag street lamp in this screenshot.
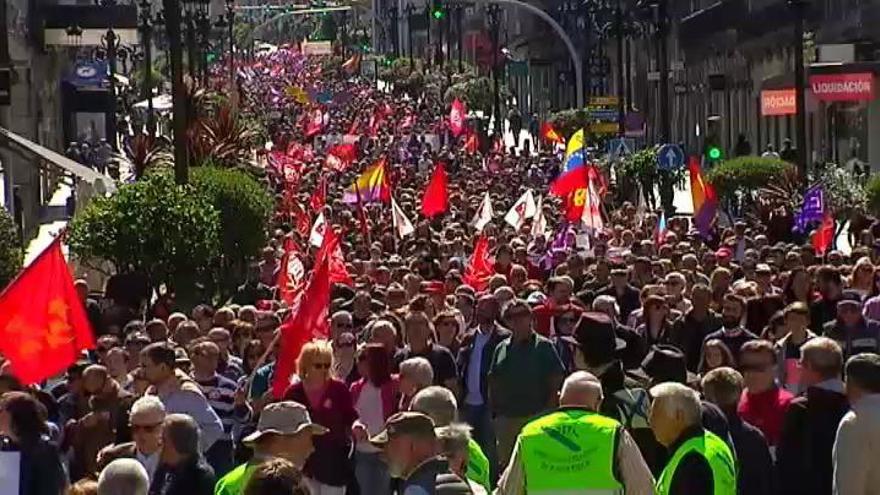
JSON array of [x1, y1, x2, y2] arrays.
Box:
[[214, 0, 235, 83], [486, 4, 501, 135], [404, 2, 415, 68], [789, 0, 809, 180], [137, 0, 158, 138], [196, 1, 212, 85], [386, 5, 399, 57], [164, 0, 189, 183]]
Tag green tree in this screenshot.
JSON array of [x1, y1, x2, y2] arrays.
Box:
[[0, 207, 22, 289], [190, 166, 273, 299], [68, 173, 221, 307]]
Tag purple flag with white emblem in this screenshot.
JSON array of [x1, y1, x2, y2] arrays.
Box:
[[795, 185, 825, 233]]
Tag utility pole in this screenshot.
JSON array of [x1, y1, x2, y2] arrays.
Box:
[[653, 0, 669, 143], [487, 4, 501, 134], [164, 0, 189, 184], [790, 0, 808, 180], [104, 28, 119, 150], [138, 0, 156, 138], [615, 0, 624, 135]]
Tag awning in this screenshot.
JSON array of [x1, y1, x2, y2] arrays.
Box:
[[0, 126, 116, 193]]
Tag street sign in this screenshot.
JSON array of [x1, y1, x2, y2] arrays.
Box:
[[657, 144, 685, 171], [589, 96, 618, 106], [607, 138, 634, 161]]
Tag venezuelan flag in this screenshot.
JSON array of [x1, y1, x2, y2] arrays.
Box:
[[343, 158, 390, 204], [565, 129, 585, 159], [689, 156, 718, 237]]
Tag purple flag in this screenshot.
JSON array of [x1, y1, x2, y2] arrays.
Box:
[[795, 185, 824, 233]]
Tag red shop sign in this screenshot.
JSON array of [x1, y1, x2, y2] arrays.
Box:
[[809, 73, 875, 102], [761, 89, 797, 116]]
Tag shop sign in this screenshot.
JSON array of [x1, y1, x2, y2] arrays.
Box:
[[761, 89, 796, 116], [809, 73, 874, 102]]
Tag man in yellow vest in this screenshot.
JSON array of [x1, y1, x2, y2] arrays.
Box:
[[496, 371, 655, 494], [649, 382, 736, 495]]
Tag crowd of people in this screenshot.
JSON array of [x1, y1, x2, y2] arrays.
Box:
[[5, 47, 880, 495]]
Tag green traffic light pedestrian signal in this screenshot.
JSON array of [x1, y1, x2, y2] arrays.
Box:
[[708, 146, 722, 160], [432, 7, 444, 19]]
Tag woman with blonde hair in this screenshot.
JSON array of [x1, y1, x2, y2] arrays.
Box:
[[283, 340, 357, 494], [850, 256, 875, 299]]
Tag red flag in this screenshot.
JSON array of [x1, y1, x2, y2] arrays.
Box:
[[449, 98, 467, 137], [325, 143, 357, 171], [550, 167, 589, 196], [0, 238, 95, 384], [812, 213, 835, 255], [271, 230, 337, 398], [464, 131, 479, 154], [463, 236, 494, 291], [347, 117, 361, 136], [421, 162, 448, 218], [540, 122, 565, 144], [328, 234, 353, 286], [304, 108, 325, 138], [277, 238, 305, 306], [309, 176, 327, 211]]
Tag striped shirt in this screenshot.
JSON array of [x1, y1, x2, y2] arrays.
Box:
[[195, 373, 251, 442]]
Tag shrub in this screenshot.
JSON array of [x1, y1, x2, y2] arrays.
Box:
[[444, 76, 496, 114], [705, 156, 796, 202], [190, 166, 273, 297], [866, 175, 880, 216], [0, 207, 22, 289], [68, 173, 221, 303]]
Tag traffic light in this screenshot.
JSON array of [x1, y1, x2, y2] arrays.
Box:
[[707, 145, 722, 161], [431, 1, 445, 19]]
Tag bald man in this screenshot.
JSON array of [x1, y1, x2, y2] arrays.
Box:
[[497, 372, 655, 495]]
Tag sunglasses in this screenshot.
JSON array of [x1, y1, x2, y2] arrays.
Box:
[[313, 362, 332, 370]]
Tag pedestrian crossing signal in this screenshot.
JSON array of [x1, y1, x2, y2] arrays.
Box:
[[707, 146, 722, 161], [431, 3, 445, 19]]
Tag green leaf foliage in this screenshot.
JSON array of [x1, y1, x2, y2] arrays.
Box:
[[705, 156, 796, 202], [190, 166, 273, 267], [443, 76, 496, 114], [0, 207, 22, 289], [67, 173, 221, 294], [865, 174, 880, 216]]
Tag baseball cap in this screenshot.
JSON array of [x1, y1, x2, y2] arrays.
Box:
[[369, 412, 436, 446], [838, 290, 863, 307], [242, 401, 328, 445]]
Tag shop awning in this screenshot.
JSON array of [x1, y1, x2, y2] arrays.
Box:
[[0, 126, 116, 193]]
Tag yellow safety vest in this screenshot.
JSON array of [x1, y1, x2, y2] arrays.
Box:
[[656, 430, 736, 495], [519, 408, 624, 495]]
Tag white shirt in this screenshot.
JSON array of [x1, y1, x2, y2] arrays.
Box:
[[355, 381, 385, 453], [136, 450, 160, 482], [465, 330, 491, 406]]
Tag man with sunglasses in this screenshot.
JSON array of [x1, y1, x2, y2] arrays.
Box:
[[97, 395, 166, 487], [737, 339, 794, 454]]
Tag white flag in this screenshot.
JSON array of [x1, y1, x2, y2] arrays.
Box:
[[309, 211, 326, 248], [472, 192, 494, 232], [532, 195, 547, 239], [635, 185, 647, 228], [581, 177, 604, 232], [391, 197, 415, 238], [504, 189, 537, 230]]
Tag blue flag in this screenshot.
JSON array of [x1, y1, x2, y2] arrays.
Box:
[[795, 185, 825, 233]]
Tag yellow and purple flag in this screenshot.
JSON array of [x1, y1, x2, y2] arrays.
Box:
[[343, 158, 390, 204]]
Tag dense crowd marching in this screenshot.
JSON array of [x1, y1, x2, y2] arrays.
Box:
[[4, 48, 880, 495]]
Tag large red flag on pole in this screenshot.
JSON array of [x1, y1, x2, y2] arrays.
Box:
[[271, 229, 338, 398], [421, 161, 448, 218], [463, 236, 494, 291], [0, 238, 95, 384]]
